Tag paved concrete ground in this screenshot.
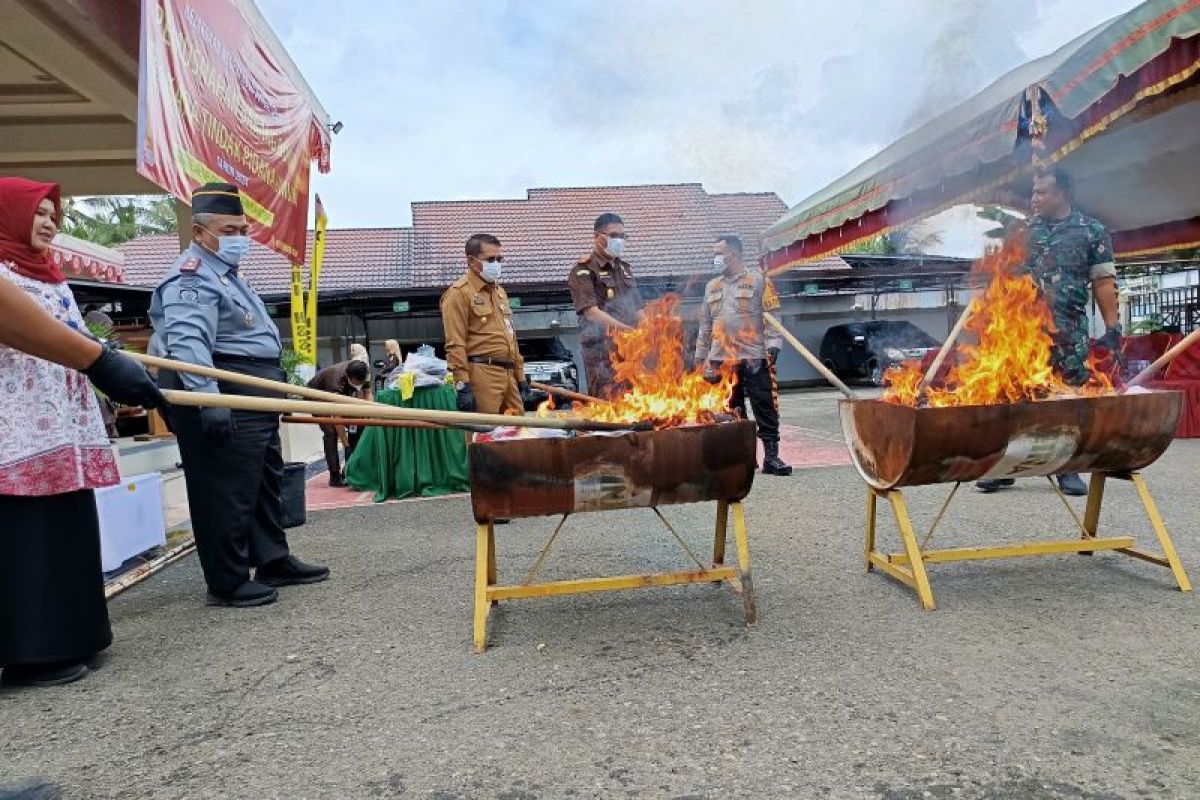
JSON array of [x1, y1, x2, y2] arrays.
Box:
[[2, 389, 1198, 799]]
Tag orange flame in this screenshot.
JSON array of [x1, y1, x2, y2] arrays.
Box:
[[571, 294, 738, 427], [883, 236, 1114, 407]]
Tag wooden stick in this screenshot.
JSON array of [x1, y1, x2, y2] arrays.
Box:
[[763, 312, 861, 400], [1127, 328, 1200, 388], [160, 389, 649, 432], [281, 415, 449, 430], [529, 381, 597, 405], [128, 352, 377, 407], [919, 301, 974, 391]]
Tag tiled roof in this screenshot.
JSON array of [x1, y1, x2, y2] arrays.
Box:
[[118, 184, 787, 292], [119, 228, 413, 293]]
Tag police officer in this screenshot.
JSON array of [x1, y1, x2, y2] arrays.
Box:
[[440, 233, 525, 415], [150, 183, 329, 607], [567, 212, 644, 399], [694, 235, 792, 476], [976, 167, 1121, 497]]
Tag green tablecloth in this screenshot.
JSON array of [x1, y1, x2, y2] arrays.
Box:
[[345, 385, 469, 502]]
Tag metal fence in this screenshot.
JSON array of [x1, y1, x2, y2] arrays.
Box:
[[1123, 265, 1200, 334]]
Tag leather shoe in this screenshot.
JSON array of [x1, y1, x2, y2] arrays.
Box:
[[1, 661, 89, 687], [329, 473, 346, 488], [975, 478, 1016, 493], [207, 580, 278, 607], [1056, 473, 1088, 497], [255, 555, 330, 587]]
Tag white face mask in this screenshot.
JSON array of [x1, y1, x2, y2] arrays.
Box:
[[603, 235, 624, 258], [712, 255, 726, 273], [481, 260, 502, 283]]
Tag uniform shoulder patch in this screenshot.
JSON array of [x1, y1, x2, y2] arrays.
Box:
[[575, 269, 591, 276], [179, 256, 201, 273]]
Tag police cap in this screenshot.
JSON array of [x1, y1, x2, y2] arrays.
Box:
[[191, 182, 245, 216]]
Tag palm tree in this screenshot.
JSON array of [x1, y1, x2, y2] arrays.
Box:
[[61, 195, 178, 246], [976, 205, 1025, 241]]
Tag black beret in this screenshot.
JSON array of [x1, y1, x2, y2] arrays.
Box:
[[191, 182, 245, 216]]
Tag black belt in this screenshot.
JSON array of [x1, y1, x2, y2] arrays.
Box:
[[213, 352, 281, 367], [468, 355, 515, 370]]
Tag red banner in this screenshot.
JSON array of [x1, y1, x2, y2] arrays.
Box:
[[136, 0, 331, 262]]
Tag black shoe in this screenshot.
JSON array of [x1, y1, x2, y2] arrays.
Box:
[[761, 441, 792, 476], [1056, 473, 1088, 497], [207, 580, 279, 607], [975, 478, 1016, 493], [255, 555, 330, 587], [329, 474, 346, 488], [1, 661, 88, 688]]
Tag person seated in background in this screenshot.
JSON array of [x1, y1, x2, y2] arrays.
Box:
[[384, 339, 403, 373], [307, 358, 372, 487]]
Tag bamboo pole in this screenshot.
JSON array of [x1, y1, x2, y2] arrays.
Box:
[[529, 381, 597, 405], [918, 301, 974, 391], [1126, 328, 1200, 388], [763, 312, 860, 400], [160, 389, 648, 432], [128, 352, 376, 407], [282, 415, 449, 430]]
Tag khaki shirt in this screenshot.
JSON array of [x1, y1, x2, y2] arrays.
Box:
[[439, 270, 524, 383], [694, 267, 782, 363], [567, 252, 642, 344]]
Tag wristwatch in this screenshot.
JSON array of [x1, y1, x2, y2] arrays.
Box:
[[455, 380, 468, 391]]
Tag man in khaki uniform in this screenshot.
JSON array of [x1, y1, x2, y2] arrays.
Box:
[[440, 233, 525, 415], [694, 235, 791, 476]]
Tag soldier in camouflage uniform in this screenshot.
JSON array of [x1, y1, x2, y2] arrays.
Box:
[[977, 167, 1122, 497]]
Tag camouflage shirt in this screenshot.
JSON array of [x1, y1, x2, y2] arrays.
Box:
[[1022, 210, 1116, 385]]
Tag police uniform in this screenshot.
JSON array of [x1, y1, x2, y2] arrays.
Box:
[[567, 252, 643, 398], [149, 184, 324, 601], [694, 266, 791, 475], [440, 269, 524, 415], [1023, 210, 1117, 386]]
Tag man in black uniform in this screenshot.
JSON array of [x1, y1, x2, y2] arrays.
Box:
[[567, 213, 644, 399], [307, 359, 371, 487], [150, 183, 329, 607]]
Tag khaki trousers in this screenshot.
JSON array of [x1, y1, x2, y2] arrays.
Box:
[[468, 362, 522, 415]]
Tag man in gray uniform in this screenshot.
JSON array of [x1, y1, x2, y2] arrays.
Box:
[[150, 183, 328, 607]]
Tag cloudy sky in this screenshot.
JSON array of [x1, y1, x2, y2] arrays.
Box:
[[258, 0, 1138, 249]]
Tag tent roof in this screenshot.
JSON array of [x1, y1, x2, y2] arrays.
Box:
[[764, 0, 1200, 260]]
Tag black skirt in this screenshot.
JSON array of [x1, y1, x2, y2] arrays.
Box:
[[0, 490, 112, 666]]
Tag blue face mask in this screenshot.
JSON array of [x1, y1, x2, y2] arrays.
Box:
[[209, 234, 251, 266], [481, 260, 502, 283], [712, 255, 726, 273], [604, 235, 624, 258]]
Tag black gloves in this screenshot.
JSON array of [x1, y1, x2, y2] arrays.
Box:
[[83, 344, 166, 409], [1098, 324, 1125, 367], [456, 383, 476, 413], [199, 407, 234, 439]]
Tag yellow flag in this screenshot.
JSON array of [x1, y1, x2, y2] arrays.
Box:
[[305, 195, 328, 358]]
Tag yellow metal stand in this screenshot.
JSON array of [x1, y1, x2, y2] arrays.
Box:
[[865, 471, 1191, 611], [472, 500, 756, 653]]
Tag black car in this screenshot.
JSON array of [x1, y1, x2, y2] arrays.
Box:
[[819, 321, 940, 386], [519, 337, 580, 410]]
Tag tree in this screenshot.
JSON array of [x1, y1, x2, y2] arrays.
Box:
[[846, 223, 944, 255], [61, 195, 178, 246], [976, 205, 1025, 241]]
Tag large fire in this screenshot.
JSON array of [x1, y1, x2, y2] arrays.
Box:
[[540, 294, 738, 427], [883, 236, 1114, 407]]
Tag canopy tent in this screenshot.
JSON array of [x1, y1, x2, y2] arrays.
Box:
[[763, 0, 1200, 272]]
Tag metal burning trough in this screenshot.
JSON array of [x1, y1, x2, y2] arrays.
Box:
[[466, 420, 759, 652], [840, 391, 1183, 490], [839, 391, 1191, 610]]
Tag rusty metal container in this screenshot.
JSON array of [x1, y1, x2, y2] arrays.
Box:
[[469, 420, 757, 522], [839, 391, 1182, 490]]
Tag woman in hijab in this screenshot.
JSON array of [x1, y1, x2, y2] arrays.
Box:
[[0, 176, 164, 688], [383, 339, 402, 374]]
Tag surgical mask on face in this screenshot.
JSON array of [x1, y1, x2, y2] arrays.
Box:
[[604, 235, 624, 258], [712, 255, 726, 273], [481, 260, 502, 282], [210, 234, 251, 266]]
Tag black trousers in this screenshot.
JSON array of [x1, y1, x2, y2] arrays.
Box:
[[161, 359, 291, 594], [320, 425, 359, 479], [0, 490, 112, 666], [728, 360, 781, 444]]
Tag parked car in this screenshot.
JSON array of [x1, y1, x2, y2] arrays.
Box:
[[819, 321, 940, 386], [519, 337, 580, 410]]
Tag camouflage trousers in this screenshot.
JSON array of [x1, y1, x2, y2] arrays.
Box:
[[1051, 327, 1090, 388]]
